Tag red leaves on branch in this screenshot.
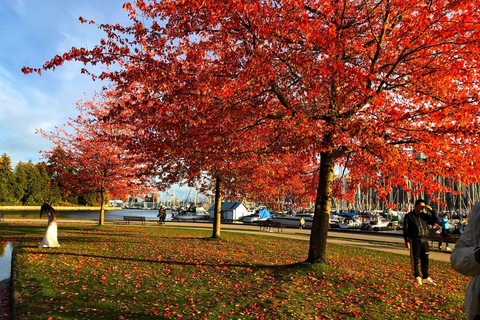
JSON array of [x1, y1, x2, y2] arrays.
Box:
[[26, 0, 480, 261], [39, 90, 154, 224]]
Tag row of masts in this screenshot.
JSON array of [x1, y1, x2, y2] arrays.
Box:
[[335, 177, 480, 214]]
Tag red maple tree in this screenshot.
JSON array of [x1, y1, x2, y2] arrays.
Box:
[[26, 0, 480, 263], [101, 79, 314, 238], [39, 92, 153, 225]]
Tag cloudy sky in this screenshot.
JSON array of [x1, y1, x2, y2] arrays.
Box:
[[0, 1, 197, 200], [0, 1, 130, 166]]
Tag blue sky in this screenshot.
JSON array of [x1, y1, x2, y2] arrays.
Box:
[[0, 1, 197, 200], [0, 1, 130, 166]]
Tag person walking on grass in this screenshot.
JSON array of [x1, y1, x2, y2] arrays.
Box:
[[404, 199, 438, 286]]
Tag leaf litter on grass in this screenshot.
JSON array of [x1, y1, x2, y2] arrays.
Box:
[[1, 223, 470, 319]]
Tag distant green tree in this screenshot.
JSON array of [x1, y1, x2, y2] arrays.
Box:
[[20, 161, 56, 205], [12, 162, 28, 204], [81, 193, 101, 206], [36, 162, 62, 205], [66, 196, 79, 205], [0, 153, 15, 204], [24, 161, 40, 204]]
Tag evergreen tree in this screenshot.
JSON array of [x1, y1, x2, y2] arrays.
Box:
[[0, 153, 14, 204], [36, 162, 62, 204], [23, 161, 56, 205], [12, 161, 28, 204]]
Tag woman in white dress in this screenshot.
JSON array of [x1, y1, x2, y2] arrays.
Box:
[[39, 204, 60, 248]]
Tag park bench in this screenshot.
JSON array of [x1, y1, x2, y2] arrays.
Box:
[[257, 220, 284, 233], [123, 216, 146, 225], [428, 232, 461, 249]]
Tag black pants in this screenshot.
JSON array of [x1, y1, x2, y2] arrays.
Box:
[[410, 239, 430, 278]]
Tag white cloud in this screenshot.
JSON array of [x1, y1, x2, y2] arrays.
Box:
[[0, 1, 130, 166]]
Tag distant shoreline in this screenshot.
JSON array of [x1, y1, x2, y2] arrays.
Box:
[[0, 206, 122, 211]]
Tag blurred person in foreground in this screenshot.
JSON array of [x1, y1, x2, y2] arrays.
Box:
[[451, 202, 480, 320]]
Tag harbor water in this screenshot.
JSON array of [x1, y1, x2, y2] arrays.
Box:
[[1, 208, 173, 222]]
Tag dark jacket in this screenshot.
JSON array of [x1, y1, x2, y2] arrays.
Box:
[[404, 209, 438, 243]]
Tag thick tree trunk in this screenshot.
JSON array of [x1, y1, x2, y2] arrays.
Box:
[[306, 151, 335, 263], [211, 175, 222, 238], [99, 189, 105, 226]]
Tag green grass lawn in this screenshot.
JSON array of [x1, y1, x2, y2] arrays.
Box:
[[1, 222, 469, 319]]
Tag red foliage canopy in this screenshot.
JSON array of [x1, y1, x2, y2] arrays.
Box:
[[27, 0, 480, 261], [39, 92, 154, 224]]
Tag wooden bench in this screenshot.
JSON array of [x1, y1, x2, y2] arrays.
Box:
[[428, 233, 461, 249], [257, 220, 284, 233], [123, 216, 146, 225]]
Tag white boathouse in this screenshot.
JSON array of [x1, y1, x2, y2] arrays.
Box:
[[208, 201, 250, 221]]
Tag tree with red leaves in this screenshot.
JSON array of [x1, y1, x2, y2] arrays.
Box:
[[102, 83, 315, 238], [26, 0, 480, 263], [39, 93, 152, 225]]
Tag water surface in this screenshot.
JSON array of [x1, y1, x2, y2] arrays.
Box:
[[1, 208, 172, 221], [0, 242, 13, 281]]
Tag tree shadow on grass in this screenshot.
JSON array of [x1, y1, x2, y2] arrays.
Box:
[[60, 235, 208, 247], [15, 246, 322, 273], [11, 247, 337, 319]]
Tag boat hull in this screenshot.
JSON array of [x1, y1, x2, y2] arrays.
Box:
[[271, 216, 313, 229], [173, 214, 209, 221]]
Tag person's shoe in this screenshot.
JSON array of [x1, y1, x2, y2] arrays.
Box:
[[415, 276, 423, 285], [446, 247, 452, 251], [423, 277, 436, 285]]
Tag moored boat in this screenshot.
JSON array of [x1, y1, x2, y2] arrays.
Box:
[[338, 213, 362, 229], [271, 213, 313, 228], [173, 206, 209, 221], [243, 208, 272, 223]]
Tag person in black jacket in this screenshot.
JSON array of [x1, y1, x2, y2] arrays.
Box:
[[404, 199, 438, 286]]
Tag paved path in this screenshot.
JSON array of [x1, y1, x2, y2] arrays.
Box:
[[163, 221, 453, 263]]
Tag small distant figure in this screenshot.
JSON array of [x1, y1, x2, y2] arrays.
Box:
[[299, 217, 305, 229], [439, 213, 452, 251], [157, 206, 166, 225], [39, 204, 60, 248], [460, 216, 469, 234]]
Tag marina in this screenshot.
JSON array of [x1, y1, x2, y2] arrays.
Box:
[[1, 203, 467, 235], [0, 208, 173, 222]]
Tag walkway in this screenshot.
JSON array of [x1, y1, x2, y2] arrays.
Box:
[[162, 221, 453, 263]]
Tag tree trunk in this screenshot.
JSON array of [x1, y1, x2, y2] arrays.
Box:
[[99, 188, 105, 226], [211, 175, 222, 238], [306, 151, 335, 263]]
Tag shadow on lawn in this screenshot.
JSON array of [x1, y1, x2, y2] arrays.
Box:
[[19, 248, 324, 274]]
